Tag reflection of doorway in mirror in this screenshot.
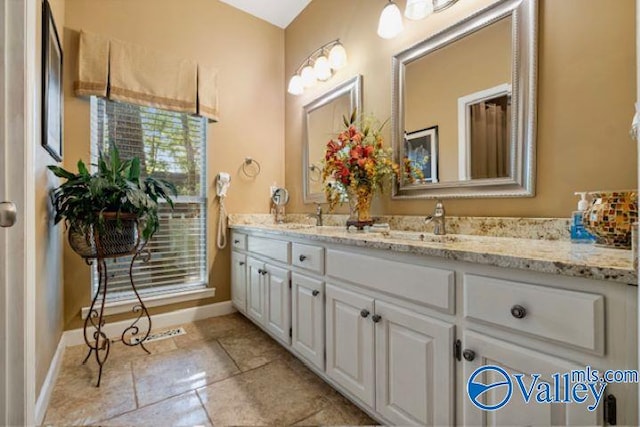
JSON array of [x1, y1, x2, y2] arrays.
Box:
[[458, 83, 511, 181], [404, 126, 439, 184]]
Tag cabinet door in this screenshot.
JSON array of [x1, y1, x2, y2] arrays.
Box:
[[231, 252, 247, 314], [375, 301, 455, 426], [292, 273, 324, 370], [265, 264, 291, 345], [246, 257, 265, 325], [326, 283, 375, 407], [462, 331, 602, 426]]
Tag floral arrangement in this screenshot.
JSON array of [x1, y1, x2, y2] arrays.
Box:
[[322, 110, 423, 218]]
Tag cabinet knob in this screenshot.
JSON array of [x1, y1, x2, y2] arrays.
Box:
[[463, 349, 476, 361], [239, 261, 245, 266], [360, 309, 370, 318], [234, 239, 240, 244], [312, 289, 320, 297], [261, 270, 268, 276], [372, 314, 382, 323], [299, 255, 307, 262], [257, 269, 263, 274], [510, 305, 527, 319]]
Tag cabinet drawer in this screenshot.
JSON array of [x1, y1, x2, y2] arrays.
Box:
[[463, 274, 605, 353], [326, 250, 454, 313], [231, 232, 247, 251], [292, 243, 324, 274], [247, 236, 290, 263]]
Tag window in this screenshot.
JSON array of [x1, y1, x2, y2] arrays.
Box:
[[91, 97, 207, 300]]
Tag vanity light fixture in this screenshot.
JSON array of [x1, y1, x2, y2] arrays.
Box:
[[287, 40, 348, 96], [377, 0, 404, 39], [378, 0, 459, 39]]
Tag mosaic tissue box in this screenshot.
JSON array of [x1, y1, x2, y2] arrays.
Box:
[[583, 190, 638, 249]]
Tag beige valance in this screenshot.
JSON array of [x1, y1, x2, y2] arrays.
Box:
[[74, 30, 219, 122]]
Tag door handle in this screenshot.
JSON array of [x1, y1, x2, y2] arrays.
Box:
[[0, 201, 17, 228]]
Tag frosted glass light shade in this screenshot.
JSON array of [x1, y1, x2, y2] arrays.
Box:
[[301, 65, 317, 88], [405, 0, 433, 20], [328, 43, 348, 70], [377, 1, 404, 39], [287, 75, 304, 95], [314, 55, 332, 81]]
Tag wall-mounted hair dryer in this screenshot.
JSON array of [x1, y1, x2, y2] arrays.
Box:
[[216, 172, 231, 198]]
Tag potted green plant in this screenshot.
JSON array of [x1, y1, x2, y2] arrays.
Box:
[[48, 145, 177, 258]]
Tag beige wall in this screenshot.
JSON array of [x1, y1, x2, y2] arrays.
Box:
[[63, 0, 285, 329], [285, 0, 637, 217], [35, 0, 66, 397]]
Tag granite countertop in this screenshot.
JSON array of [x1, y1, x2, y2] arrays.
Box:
[[229, 222, 637, 285]]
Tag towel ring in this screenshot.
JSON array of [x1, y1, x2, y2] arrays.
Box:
[[308, 164, 322, 182], [242, 157, 261, 178]]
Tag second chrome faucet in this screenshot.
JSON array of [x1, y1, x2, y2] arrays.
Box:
[[425, 200, 446, 235]]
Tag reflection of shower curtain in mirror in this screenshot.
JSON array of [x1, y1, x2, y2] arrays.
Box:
[[470, 102, 510, 179]]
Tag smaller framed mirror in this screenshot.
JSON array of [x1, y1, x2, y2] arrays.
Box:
[[303, 75, 362, 203]]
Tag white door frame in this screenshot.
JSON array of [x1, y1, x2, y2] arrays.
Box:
[[1, 0, 37, 424]]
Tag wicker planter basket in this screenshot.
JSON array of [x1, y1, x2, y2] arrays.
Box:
[[68, 212, 140, 258]]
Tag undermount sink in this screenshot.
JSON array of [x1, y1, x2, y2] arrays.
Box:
[[378, 230, 469, 244], [273, 223, 316, 230]]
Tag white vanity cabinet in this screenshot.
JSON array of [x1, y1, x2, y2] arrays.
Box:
[[230, 228, 637, 426], [325, 283, 455, 425], [230, 251, 247, 314], [461, 331, 602, 426], [246, 256, 291, 345], [375, 301, 455, 426], [291, 273, 325, 370], [325, 284, 376, 406]]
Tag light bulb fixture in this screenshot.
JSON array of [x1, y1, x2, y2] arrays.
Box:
[[328, 42, 347, 70], [301, 63, 317, 88], [313, 55, 332, 81], [404, 0, 433, 20], [287, 75, 304, 95], [377, 0, 404, 40], [287, 40, 348, 96]]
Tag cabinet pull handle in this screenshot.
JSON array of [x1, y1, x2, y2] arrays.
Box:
[[312, 290, 320, 297], [463, 349, 476, 361], [299, 255, 307, 262], [360, 309, 370, 318], [372, 314, 382, 323], [510, 305, 527, 319], [239, 261, 245, 266]]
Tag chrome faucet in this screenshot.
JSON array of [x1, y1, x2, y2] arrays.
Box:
[[425, 200, 446, 235], [307, 203, 323, 226]]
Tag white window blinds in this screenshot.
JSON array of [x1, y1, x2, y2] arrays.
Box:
[[90, 97, 207, 300]]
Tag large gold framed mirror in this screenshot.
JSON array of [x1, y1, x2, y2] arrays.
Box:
[[392, 0, 537, 199], [303, 75, 362, 203]]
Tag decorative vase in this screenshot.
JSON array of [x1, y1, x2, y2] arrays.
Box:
[[68, 212, 140, 258], [583, 190, 638, 249], [347, 185, 373, 223]]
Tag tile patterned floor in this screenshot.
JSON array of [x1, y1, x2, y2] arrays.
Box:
[[44, 313, 376, 426]]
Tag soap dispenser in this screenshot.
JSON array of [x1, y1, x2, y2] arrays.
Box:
[[571, 192, 596, 243]]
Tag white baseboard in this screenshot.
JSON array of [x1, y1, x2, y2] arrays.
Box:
[[35, 335, 66, 425], [65, 300, 236, 347]]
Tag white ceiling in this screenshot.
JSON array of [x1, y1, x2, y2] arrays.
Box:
[[219, 0, 312, 29]]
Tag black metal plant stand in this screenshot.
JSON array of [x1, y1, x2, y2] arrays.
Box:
[[81, 223, 153, 387]]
